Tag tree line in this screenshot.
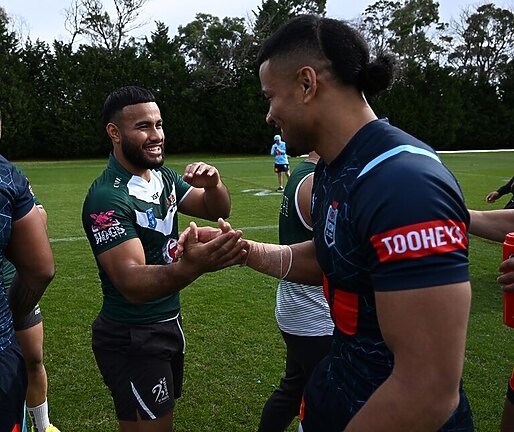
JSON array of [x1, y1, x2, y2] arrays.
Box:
[[0, 0, 513, 160]]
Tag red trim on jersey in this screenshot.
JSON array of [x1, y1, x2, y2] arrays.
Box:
[[370, 219, 467, 263], [299, 397, 305, 421], [323, 274, 358, 335], [11, 424, 21, 432], [509, 369, 514, 390]]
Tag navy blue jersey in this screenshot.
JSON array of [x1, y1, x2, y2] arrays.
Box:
[[310, 119, 470, 423], [0, 156, 34, 351]]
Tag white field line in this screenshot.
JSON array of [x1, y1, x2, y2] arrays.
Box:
[[49, 224, 278, 243]]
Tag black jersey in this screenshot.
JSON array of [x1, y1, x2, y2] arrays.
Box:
[[308, 119, 471, 428], [0, 157, 34, 351]]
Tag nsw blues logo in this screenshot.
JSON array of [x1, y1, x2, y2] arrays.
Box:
[[324, 201, 338, 247], [146, 208, 157, 229]]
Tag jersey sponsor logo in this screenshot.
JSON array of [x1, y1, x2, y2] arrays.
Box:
[[152, 377, 170, 405], [162, 238, 178, 264], [146, 208, 157, 229], [324, 201, 339, 247], [90, 210, 126, 245], [166, 192, 177, 208], [370, 219, 467, 262]]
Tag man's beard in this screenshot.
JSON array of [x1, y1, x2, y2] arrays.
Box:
[[120, 135, 164, 170]]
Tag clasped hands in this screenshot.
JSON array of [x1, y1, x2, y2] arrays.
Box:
[[176, 218, 248, 273]]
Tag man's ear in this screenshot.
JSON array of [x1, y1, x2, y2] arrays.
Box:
[[298, 66, 318, 102], [106, 123, 120, 144]]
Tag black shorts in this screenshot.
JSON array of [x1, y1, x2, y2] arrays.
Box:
[[274, 164, 289, 173], [14, 304, 42, 332], [0, 343, 27, 431], [92, 313, 185, 421], [300, 357, 474, 431]]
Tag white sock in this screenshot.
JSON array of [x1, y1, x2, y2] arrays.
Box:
[[27, 399, 50, 432], [298, 423, 304, 432]]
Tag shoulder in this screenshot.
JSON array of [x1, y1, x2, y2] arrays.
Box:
[[158, 165, 180, 180], [83, 171, 130, 212]]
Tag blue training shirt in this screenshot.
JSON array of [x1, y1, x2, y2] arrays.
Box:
[[271, 142, 289, 165]]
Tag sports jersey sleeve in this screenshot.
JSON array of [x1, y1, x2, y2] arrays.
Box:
[[352, 154, 469, 292], [9, 166, 34, 221], [162, 167, 192, 205], [82, 185, 139, 256], [13, 166, 42, 207], [497, 177, 514, 196]]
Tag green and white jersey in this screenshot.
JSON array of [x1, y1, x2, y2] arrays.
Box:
[[276, 159, 334, 337], [82, 154, 192, 324]]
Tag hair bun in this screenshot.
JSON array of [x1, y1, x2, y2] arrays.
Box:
[[360, 54, 399, 97]]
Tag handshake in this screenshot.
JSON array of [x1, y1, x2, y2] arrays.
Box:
[[175, 219, 249, 275]]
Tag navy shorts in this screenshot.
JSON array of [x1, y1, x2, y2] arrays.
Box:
[[14, 304, 42, 332], [0, 343, 27, 432], [92, 313, 185, 421], [300, 356, 474, 431], [274, 164, 289, 173]]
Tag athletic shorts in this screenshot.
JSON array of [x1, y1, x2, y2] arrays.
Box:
[[14, 304, 42, 332], [507, 369, 514, 403], [300, 356, 474, 431], [0, 343, 27, 432], [92, 313, 185, 421], [274, 164, 289, 173]]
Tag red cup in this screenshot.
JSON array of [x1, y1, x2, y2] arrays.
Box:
[[502, 232, 514, 328]]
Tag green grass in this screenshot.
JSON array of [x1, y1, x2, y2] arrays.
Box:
[[14, 151, 514, 431]]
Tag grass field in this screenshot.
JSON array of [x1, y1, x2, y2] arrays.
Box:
[[14, 151, 514, 431]]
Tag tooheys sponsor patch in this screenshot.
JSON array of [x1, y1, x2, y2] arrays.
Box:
[[370, 219, 467, 262]]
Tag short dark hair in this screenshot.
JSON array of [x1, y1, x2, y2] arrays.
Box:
[[257, 15, 398, 97], [101, 86, 156, 126]]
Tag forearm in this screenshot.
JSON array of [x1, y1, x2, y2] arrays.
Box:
[[469, 209, 514, 242], [246, 239, 323, 285], [203, 181, 231, 220], [113, 260, 201, 304]]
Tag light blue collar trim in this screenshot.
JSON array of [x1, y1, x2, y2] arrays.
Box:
[[357, 145, 441, 179]]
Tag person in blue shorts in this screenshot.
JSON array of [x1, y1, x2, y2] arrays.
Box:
[[0, 110, 55, 432], [270, 134, 290, 191], [214, 15, 474, 431]]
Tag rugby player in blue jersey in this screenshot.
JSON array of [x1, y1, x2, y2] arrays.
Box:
[[182, 15, 474, 432], [0, 110, 55, 432]]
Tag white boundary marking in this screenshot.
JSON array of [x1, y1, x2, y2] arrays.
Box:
[[49, 149, 514, 243]]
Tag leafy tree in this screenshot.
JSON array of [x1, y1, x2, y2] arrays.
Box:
[[448, 3, 514, 84], [358, 0, 401, 57], [0, 11, 33, 158], [176, 13, 252, 89], [64, 0, 149, 51], [252, 0, 326, 42], [387, 0, 447, 67]]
